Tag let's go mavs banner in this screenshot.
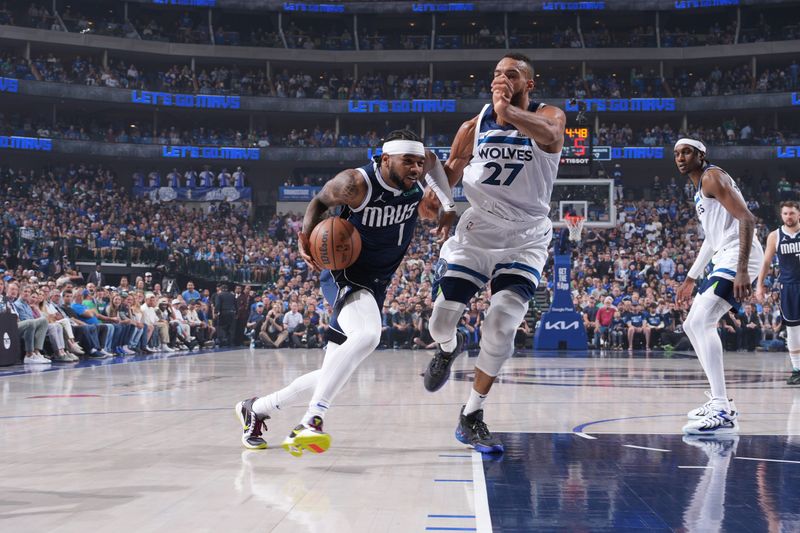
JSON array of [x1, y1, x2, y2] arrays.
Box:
[[565, 98, 675, 112], [0, 77, 19, 93], [162, 146, 260, 160], [133, 186, 251, 203], [132, 91, 240, 110], [0, 136, 51, 152], [348, 99, 456, 113]]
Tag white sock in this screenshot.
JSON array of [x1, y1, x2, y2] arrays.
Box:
[[685, 294, 732, 410], [464, 388, 488, 415], [791, 354, 800, 371], [252, 369, 321, 417], [440, 335, 457, 353]]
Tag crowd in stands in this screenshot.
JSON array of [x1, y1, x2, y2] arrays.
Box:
[[3, 50, 799, 101], [1, 157, 799, 364]]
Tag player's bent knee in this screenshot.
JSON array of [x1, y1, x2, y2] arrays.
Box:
[[429, 299, 465, 343], [479, 290, 528, 359], [475, 350, 507, 378]]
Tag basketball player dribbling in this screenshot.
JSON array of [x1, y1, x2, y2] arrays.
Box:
[[675, 139, 764, 435], [234, 130, 456, 455], [756, 200, 800, 385], [422, 53, 566, 453]]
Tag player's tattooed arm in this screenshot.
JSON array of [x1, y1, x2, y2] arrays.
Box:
[[501, 104, 566, 153], [704, 169, 757, 301], [444, 116, 478, 188], [302, 169, 367, 236]]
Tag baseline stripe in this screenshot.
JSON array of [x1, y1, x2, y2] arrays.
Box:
[[471, 451, 493, 533]]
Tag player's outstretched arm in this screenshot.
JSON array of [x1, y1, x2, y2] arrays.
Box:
[[703, 169, 757, 301], [755, 230, 778, 302], [299, 169, 367, 270]]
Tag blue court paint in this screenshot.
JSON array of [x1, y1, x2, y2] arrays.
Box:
[[480, 433, 800, 532], [573, 412, 794, 435], [438, 454, 472, 458]]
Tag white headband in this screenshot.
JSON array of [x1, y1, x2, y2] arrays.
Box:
[[674, 138, 706, 154], [381, 140, 425, 157]]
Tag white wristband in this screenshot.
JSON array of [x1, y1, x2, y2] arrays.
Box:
[[424, 158, 456, 212]]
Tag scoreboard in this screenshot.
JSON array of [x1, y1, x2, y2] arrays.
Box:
[[560, 127, 592, 166]]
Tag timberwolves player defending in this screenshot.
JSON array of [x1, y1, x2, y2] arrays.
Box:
[[235, 130, 453, 454], [675, 139, 764, 435], [422, 54, 565, 453], [756, 200, 800, 385]]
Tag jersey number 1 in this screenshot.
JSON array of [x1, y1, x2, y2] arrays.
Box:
[[482, 162, 523, 186]]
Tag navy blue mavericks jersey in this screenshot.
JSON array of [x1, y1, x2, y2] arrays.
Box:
[[777, 228, 800, 284], [777, 227, 800, 325], [334, 161, 423, 301]]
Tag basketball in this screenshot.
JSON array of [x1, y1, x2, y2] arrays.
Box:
[[309, 217, 362, 270]]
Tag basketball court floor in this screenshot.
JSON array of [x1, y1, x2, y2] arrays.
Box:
[[1, 346, 798, 532]]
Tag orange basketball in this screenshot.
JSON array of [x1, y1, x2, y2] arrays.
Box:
[[309, 217, 362, 270]]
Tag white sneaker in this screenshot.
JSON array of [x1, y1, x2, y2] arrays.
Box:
[[100, 350, 114, 357], [121, 347, 136, 355], [24, 354, 52, 365], [145, 346, 158, 353], [682, 409, 739, 435], [687, 391, 736, 420], [161, 345, 175, 353]]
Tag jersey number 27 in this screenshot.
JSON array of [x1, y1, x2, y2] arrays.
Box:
[[482, 162, 523, 186]]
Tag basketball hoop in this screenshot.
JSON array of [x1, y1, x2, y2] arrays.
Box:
[[564, 215, 585, 243]]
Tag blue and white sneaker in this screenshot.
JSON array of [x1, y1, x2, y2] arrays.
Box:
[[682, 408, 739, 435], [455, 406, 504, 454], [687, 391, 737, 420]]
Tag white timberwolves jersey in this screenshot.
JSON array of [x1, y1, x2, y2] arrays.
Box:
[[693, 164, 753, 252], [461, 102, 561, 229]]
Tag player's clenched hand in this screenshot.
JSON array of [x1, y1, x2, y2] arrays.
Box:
[[418, 187, 441, 220], [491, 75, 513, 123], [676, 279, 695, 305], [733, 271, 752, 302], [298, 232, 322, 272], [434, 210, 457, 245]]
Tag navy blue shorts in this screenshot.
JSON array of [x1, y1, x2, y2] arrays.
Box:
[[781, 283, 800, 326], [698, 276, 741, 311]]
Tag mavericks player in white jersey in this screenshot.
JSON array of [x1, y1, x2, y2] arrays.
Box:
[[422, 54, 565, 453], [675, 139, 764, 435]]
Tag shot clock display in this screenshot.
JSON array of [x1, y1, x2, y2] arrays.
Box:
[[560, 127, 592, 167]]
